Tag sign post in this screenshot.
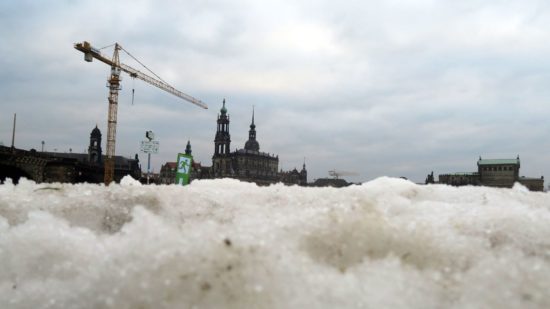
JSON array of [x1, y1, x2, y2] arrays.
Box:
[[140, 131, 159, 184], [175, 153, 193, 185]]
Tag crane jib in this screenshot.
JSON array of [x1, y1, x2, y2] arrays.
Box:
[[74, 41, 208, 109]]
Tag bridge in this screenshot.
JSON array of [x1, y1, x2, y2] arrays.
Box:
[[0, 145, 142, 184], [0, 145, 80, 184]]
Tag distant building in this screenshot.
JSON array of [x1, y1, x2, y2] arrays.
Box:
[[43, 125, 141, 183], [311, 178, 351, 188], [477, 157, 520, 187], [160, 99, 308, 186], [432, 156, 543, 191], [159, 162, 177, 184], [211, 101, 280, 185], [279, 162, 308, 186], [0, 126, 141, 184], [159, 141, 203, 184], [438, 172, 480, 186]]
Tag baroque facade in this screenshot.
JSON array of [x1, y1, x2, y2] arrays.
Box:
[[211, 100, 281, 185], [161, 100, 307, 186]]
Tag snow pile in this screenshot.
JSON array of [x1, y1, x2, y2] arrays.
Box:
[[1, 177, 550, 308]]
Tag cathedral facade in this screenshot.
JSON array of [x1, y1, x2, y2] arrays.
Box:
[[160, 99, 308, 186], [212, 100, 280, 185]]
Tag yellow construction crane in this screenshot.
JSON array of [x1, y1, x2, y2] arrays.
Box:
[[74, 41, 207, 185]]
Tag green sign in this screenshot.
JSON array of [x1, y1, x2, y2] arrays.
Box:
[[175, 153, 193, 185]]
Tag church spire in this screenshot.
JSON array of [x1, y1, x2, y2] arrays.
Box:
[[220, 98, 227, 115], [300, 156, 307, 185], [244, 106, 259, 152], [214, 98, 231, 155], [251, 105, 255, 128]]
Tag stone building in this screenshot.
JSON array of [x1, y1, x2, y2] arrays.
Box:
[[517, 176, 545, 191], [43, 126, 142, 183], [279, 162, 308, 186], [88, 125, 102, 164], [159, 99, 308, 186], [433, 156, 544, 191], [211, 100, 281, 185], [437, 172, 480, 186], [477, 157, 520, 187], [1, 126, 141, 184], [159, 162, 177, 184]]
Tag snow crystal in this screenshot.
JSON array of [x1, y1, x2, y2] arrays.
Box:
[[1, 177, 549, 308]]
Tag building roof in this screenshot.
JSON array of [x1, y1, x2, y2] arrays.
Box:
[[163, 162, 177, 169], [478, 159, 519, 165], [244, 139, 260, 152], [161, 161, 201, 170], [519, 176, 543, 181], [91, 125, 101, 137], [312, 178, 350, 187], [44, 152, 137, 166], [440, 172, 479, 176], [234, 148, 277, 158]]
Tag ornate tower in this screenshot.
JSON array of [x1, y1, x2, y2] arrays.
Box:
[[244, 106, 260, 152], [88, 125, 102, 164], [300, 158, 308, 185], [214, 99, 231, 155], [212, 99, 232, 177], [185, 140, 192, 155]]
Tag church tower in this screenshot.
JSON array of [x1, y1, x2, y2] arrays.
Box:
[[185, 140, 192, 155], [244, 106, 260, 152], [214, 99, 231, 155], [88, 125, 102, 164], [300, 158, 308, 185], [212, 99, 232, 177]]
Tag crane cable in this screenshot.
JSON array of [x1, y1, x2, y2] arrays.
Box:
[[98, 43, 173, 106], [119, 46, 168, 84], [98, 43, 116, 50]]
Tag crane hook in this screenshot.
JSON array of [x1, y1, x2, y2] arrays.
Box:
[[131, 76, 135, 105]]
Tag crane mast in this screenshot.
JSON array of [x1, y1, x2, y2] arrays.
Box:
[[74, 41, 207, 184], [104, 43, 121, 184]]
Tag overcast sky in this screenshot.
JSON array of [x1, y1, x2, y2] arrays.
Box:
[[2, 0, 550, 184]]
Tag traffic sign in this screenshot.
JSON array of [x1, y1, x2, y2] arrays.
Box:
[[140, 140, 159, 154]]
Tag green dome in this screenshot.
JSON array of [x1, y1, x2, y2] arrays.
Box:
[[220, 99, 227, 115]]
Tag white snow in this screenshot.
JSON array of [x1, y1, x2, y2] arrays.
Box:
[[1, 177, 549, 308]]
